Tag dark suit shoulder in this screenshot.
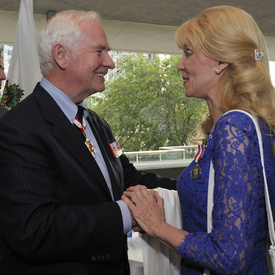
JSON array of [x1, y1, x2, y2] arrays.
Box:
[[88, 109, 114, 137], [88, 109, 110, 126], [1, 83, 62, 125], [0, 105, 8, 118]]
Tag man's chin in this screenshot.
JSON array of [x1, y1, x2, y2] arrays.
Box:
[[89, 88, 105, 96], [95, 86, 105, 93]]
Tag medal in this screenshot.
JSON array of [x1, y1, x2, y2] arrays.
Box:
[[73, 113, 96, 157], [82, 131, 96, 157], [109, 141, 123, 158], [190, 144, 204, 179], [190, 164, 201, 179]]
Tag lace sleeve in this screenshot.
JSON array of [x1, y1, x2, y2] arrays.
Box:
[[177, 113, 267, 274]]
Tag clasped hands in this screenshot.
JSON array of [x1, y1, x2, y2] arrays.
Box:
[[122, 185, 166, 237]]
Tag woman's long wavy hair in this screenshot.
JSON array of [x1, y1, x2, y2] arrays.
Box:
[[176, 6, 275, 154]]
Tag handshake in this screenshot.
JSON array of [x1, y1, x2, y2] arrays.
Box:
[[122, 185, 166, 237]]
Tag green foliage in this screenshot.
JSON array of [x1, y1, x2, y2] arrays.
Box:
[[1, 80, 24, 108], [85, 53, 207, 151]]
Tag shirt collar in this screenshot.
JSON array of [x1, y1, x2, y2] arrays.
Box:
[[40, 77, 88, 123]]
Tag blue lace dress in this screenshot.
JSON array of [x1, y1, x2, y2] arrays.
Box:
[[177, 111, 275, 274]]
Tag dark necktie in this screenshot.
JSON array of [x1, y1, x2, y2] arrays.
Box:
[[74, 106, 85, 141], [73, 106, 96, 156]]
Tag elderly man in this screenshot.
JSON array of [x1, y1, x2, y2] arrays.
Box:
[[0, 10, 176, 275]]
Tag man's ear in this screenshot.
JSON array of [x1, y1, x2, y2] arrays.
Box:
[[52, 43, 67, 70]]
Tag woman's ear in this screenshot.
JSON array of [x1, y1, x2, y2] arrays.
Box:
[[215, 61, 228, 75], [52, 43, 67, 70]]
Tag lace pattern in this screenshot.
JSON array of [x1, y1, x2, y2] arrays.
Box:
[[177, 111, 275, 274]]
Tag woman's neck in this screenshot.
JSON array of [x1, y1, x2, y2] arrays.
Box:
[[206, 98, 223, 125]]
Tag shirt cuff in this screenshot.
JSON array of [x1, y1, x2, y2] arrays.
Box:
[[116, 199, 132, 234]]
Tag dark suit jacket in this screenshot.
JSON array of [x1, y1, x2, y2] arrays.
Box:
[[0, 105, 8, 118], [0, 83, 177, 275]]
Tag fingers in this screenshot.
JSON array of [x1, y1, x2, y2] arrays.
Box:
[[122, 186, 167, 237], [121, 196, 145, 233], [153, 192, 164, 207], [124, 185, 152, 199], [123, 186, 150, 206], [147, 189, 157, 197], [121, 194, 134, 209], [124, 185, 147, 196]]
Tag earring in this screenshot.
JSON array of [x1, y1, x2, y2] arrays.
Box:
[[216, 69, 219, 74]]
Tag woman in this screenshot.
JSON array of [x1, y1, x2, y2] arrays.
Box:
[[122, 6, 275, 274]]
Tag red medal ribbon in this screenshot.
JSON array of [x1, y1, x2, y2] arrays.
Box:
[[194, 144, 204, 163], [73, 115, 96, 156], [73, 116, 86, 131]]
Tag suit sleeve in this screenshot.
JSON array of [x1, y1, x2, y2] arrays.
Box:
[[120, 154, 177, 190]]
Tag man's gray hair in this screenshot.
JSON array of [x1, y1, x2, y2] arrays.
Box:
[[37, 10, 100, 76]]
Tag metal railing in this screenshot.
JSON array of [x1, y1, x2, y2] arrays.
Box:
[[124, 145, 198, 163]]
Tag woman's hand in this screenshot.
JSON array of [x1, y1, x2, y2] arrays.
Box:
[[122, 185, 166, 238]]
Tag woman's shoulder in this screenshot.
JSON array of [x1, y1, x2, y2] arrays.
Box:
[[214, 110, 257, 134]]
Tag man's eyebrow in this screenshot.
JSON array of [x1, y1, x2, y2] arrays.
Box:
[[94, 44, 111, 51]]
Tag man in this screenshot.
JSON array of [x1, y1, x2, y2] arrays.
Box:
[[0, 54, 7, 117], [0, 10, 176, 275]]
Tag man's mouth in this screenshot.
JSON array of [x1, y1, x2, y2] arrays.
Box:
[[95, 73, 106, 77]]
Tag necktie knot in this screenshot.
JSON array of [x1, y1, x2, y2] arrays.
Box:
[[74, 106, 86, 132], [75, 105, 84, 124]]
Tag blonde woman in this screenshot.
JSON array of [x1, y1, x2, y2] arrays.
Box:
[[123, 6, 275, 274]]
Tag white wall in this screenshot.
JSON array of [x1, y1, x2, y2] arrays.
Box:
[[0, 10, 46, 44], [270, 62, 275, 85], [2, 9, 274, 92], [1, 10, 275, 60]]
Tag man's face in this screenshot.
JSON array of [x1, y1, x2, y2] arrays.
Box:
[[0, 57, 6, 90], [66, 21, 115, 102]]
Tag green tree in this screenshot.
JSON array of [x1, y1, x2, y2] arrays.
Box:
[[86, 53, 207, 151]]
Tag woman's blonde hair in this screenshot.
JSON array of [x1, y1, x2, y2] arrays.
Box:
[[176, 6, 275, 154]]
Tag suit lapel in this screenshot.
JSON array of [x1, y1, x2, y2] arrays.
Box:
[[87, 113, 124, 200], [33, 85, 111, 197]]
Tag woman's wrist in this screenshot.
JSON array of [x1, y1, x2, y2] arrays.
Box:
[[154, 222, 188, 250]]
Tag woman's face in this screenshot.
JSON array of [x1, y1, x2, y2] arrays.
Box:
[[177, 46, 220, 100]]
